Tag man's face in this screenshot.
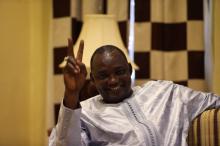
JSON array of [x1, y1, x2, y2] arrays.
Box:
[[91, 50, 133, 103]]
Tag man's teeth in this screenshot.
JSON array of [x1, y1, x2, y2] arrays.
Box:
[[110, 86, 120, 91]]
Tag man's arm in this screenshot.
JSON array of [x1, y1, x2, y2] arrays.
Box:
[[49, 38, 88, 146], [175, 83, 220, 120], [49, 103, 83, 146]]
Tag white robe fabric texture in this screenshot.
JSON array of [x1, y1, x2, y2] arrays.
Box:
[[49, 80, 220, 146]]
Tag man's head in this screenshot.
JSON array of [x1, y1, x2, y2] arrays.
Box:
[[90, 45, 133, 103]]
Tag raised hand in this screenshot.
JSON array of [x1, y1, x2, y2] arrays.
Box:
[[63, 38, 87, 109]]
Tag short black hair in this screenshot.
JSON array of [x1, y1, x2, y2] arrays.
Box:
[[90, 45, 128, 71]]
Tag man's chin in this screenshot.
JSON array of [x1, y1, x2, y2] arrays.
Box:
[[103, 95, 127, 103]]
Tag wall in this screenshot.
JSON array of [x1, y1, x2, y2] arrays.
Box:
[[0, 0, 51, 145]]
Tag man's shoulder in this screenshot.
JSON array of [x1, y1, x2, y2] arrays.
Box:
[[141, 80, 174, 87], [80, 94, 102, 110]]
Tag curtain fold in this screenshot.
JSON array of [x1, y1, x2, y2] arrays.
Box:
[[213, 0, 220, 95], [204, 0, 213, 91]]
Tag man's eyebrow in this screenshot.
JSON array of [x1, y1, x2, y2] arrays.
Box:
[[94, 69, 107, 74], [114, 65, 127, 70]]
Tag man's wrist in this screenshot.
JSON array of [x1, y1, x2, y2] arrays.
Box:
[[64, 90, 80, 109]]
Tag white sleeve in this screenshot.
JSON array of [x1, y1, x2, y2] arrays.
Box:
[[175, 84, 220, 120], [48, 102, 87, 146]]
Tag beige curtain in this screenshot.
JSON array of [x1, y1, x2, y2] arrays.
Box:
[[213, 0, 220, 95]]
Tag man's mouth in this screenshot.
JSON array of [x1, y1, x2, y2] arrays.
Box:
[[110, 86, 120, 91], [108, 86, 121, 93]]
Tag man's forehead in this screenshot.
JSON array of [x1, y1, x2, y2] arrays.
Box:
[[90, 46, 129, 72], [92, 51, 127, 70], [93, 49, 126, 60]]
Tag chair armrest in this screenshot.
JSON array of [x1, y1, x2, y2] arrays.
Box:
[[187, 109, 220, 146]]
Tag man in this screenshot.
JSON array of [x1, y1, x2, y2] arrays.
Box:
[[49, 39, 220, 146]]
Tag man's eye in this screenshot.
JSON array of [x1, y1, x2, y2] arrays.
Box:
[[116, 69, 126, 75], [96, 73, 108, 80]]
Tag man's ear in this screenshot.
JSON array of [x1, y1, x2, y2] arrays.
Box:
[[128, 63, 132, 75]]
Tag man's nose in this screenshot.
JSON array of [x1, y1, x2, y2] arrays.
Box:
[[108, 75, 119, 85]]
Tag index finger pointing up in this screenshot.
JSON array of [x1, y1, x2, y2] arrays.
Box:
[[76, 40, 84, 62], [67, 38, 75, 58]]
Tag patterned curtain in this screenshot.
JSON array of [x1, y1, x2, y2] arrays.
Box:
[[52, 0, 206, 124], [132, 0, 206, 91]]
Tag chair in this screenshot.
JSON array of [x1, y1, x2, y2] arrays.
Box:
[[187, 109, 220, 146]]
